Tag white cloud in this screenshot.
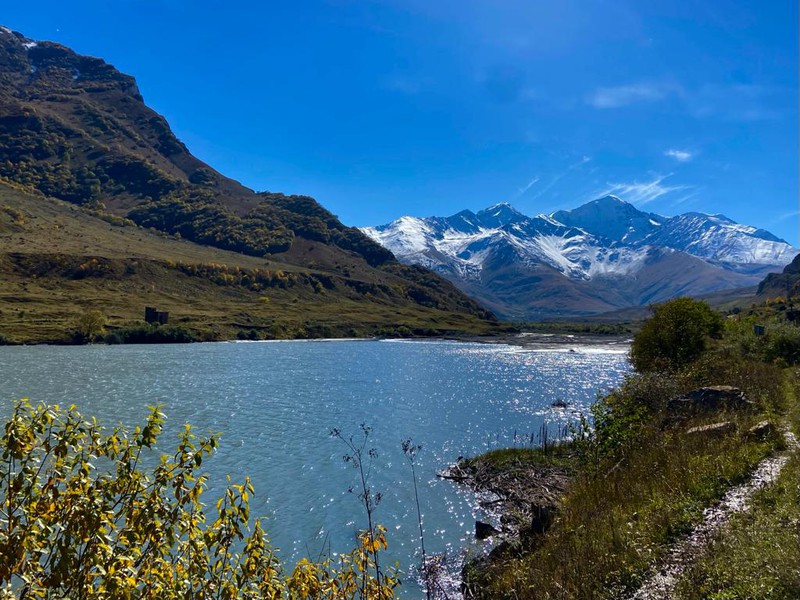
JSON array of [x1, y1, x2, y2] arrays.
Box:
[[587, 82, 674, 108], [665, 149, 693, 162], [599, 173, 691, 206], [586, 80, 783, 121]]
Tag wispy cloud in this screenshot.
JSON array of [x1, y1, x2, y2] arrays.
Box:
[[669, 190, 701, 206], [599, 173, 691, 206], [587, 82, 675, 108], [511, 175, 540, 200], [529, 156, 591, 201], [586, 80, 784, 121], [774, 209, 800, 222], [664, 149, 693, 162]]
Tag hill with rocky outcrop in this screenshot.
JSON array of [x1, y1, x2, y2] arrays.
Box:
[[757, 252, 800, 299]]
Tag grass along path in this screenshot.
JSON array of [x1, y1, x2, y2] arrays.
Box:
[[630, 426, 799, 600]]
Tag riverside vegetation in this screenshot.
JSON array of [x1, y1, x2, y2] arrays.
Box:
[[460, 296, 800, 599], [0, 401, 400, 600]]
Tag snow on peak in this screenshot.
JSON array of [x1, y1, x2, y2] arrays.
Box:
[[551, 196, 662, 243], [537, 213, 564, 227], [361, 197, 797, 288], [361, 197, 796, 321], [642, 212, 797, 265], [475, 202, 526, 228], [590, 194, 627, 207], [362, 216, 435, 255]]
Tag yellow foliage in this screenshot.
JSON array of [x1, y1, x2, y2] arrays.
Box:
[[0, 401, 399, 599]]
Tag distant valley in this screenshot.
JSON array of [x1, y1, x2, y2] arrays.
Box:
[[363, 196, 798, 320]]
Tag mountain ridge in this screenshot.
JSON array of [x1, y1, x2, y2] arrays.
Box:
[[0, 25, 497, 340], [363, 198, 797, 320]]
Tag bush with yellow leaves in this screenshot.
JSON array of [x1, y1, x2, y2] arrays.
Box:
[[0, 401, 399, 599]]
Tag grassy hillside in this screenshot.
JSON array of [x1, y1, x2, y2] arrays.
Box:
[[0, 26, 500, 341], [0, 26, 502, 342], [0, 27, 405, 269], [0, 183, 498, 343]]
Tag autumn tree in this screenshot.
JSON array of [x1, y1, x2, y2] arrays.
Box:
[[74, 310, 107, 343]]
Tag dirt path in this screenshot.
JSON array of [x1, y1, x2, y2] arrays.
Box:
[[630, 428, 799, 600]]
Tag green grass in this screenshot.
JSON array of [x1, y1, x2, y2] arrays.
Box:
[[673, 369, 800, 600], [461, 445, 578, 472], [466, 426, 777, 599], [674, 453, 800, 600]]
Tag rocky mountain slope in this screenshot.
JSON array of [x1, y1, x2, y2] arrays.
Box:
[[0, 25, 495, 341], [757, 253, 800, 299], [363, 196, 797, 320]]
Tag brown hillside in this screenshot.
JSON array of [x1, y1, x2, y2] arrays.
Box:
[[0, 25, 496, 341]]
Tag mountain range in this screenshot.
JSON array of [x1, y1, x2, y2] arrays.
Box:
[[0, 25, 494, 342], [362, 197, 798, 320]]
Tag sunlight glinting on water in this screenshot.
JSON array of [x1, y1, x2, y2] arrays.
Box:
[[0, 339, 629, 596]]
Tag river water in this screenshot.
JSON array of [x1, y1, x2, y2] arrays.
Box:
[[0, 338, 629, 595]]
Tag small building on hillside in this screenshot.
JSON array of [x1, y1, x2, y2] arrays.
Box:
[[144, 306, 169, 325]]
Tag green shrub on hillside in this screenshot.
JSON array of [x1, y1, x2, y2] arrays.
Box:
[[762, 322, 800, 366], [104, 325, 199, 344], [588, 371, 684, 459], [630, 298, 723, 372], [722, 317, 800, 367], [128, 192, 295, 256]]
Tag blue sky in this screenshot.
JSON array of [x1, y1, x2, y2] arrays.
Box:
[[4, 1, 799, 244]]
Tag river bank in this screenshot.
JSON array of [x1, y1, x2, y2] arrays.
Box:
[[0, 326, 634, 351], [438, 446, 575, 554], [447, 301, 800, 599], [453, 331, 632, 351], [450, 381, 791, 599]]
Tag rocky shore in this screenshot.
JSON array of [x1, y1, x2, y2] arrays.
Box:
[[439, 448, 574, 558], [442, 385, 786, 598]]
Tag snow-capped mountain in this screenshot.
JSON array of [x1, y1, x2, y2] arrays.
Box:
[[361, 196, 798, 320]]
